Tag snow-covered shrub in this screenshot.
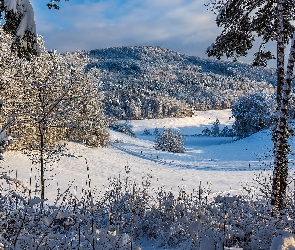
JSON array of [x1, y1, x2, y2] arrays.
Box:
[[219, 126, 235, 137], [1, 168, 295, 250], [143, 128, 151, 135], [202, 127, 212, 136], [232, 92, 275, 138], [202, 120, 235, 137], [110, 122, 136, 137], [155, 128, 185, 153]]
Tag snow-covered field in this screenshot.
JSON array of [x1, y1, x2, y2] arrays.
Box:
[[0, 110, 295, 250], [2, 109, 295, 202]]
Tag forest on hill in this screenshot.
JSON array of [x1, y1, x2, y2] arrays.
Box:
[[70, 46, 277, 120]]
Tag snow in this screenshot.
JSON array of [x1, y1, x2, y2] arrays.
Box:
[[2, 109, 293, 203], [4, 0, 37, 36], [4, 0, 18, 13], [130, 109, 234, 135], [2, 108, 295, 249], [270, 231, 295, 250]]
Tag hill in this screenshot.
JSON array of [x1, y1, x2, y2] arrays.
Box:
[[68, 46, 276, 120]]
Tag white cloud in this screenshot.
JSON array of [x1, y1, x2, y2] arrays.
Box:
[[31, 0, 220, 57]]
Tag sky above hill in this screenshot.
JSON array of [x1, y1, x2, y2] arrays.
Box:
[[30, 0, 276, 66], [30, 0, 220, 56]]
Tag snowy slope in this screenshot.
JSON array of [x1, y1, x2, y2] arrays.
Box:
[[2, 109, 294, 202]]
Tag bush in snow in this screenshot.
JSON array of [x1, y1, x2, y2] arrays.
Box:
[[110, 122, 136, 137], [143, 128, 151, 135], [232, 92, 275, 138], [155, 128, 185, 153], [202, 119, 235, 137], [202, 127, 212, 136], [1, 168, 295, 250], [219, 126, 235, 137]]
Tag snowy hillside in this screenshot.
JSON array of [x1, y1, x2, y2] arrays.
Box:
[[2, 109, 295, 250], [3, 109, 294, 203], [65, 46, 276, 120]]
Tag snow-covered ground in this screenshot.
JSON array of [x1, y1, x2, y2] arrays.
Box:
[[2, 109, 295, 202]]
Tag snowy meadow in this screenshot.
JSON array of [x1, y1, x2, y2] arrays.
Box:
[[2, 109, 295, 249], [1, 0, 295, 249]]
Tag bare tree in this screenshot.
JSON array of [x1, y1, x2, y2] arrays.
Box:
[[1, 36, 109, 199]]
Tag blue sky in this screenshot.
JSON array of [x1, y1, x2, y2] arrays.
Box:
[[29, 0, 276, 66], [30, 0, 221, 58]]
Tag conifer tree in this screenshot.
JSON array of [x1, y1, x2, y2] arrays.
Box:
[[0, 0, 39, 59], [207, 0, 295, 211], [211, 118, 220, 136], [0, 0, 69, 58]]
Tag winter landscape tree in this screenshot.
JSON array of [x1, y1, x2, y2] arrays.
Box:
[[155, 128, 185, 153], [232, 92, 275, 138], [0, 28, 109, 200], [0, 0, 72, 160], [207, 0, 295, 211]]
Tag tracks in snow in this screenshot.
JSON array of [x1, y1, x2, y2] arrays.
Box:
[[110, 141, 269, 171]]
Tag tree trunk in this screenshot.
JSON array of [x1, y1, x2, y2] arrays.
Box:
[[39, 122, 45, 201], [271, 0, 288, 212], [280, 31, 295, 201]]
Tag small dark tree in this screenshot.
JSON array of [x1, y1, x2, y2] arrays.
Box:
[[211, 118, 220, 136], [143, 128, 151, 135], [110, 122, 136, 137], [207, 0, 295, 212], [202, 127, 212, 136]]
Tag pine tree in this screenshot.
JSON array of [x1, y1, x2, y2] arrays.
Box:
[[211, 118, 220, 136], [207, 0, 295, 211], [0, 0, 39, 59]]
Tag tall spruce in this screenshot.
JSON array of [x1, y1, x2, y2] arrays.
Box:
[[207, 0, 295, 211]]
